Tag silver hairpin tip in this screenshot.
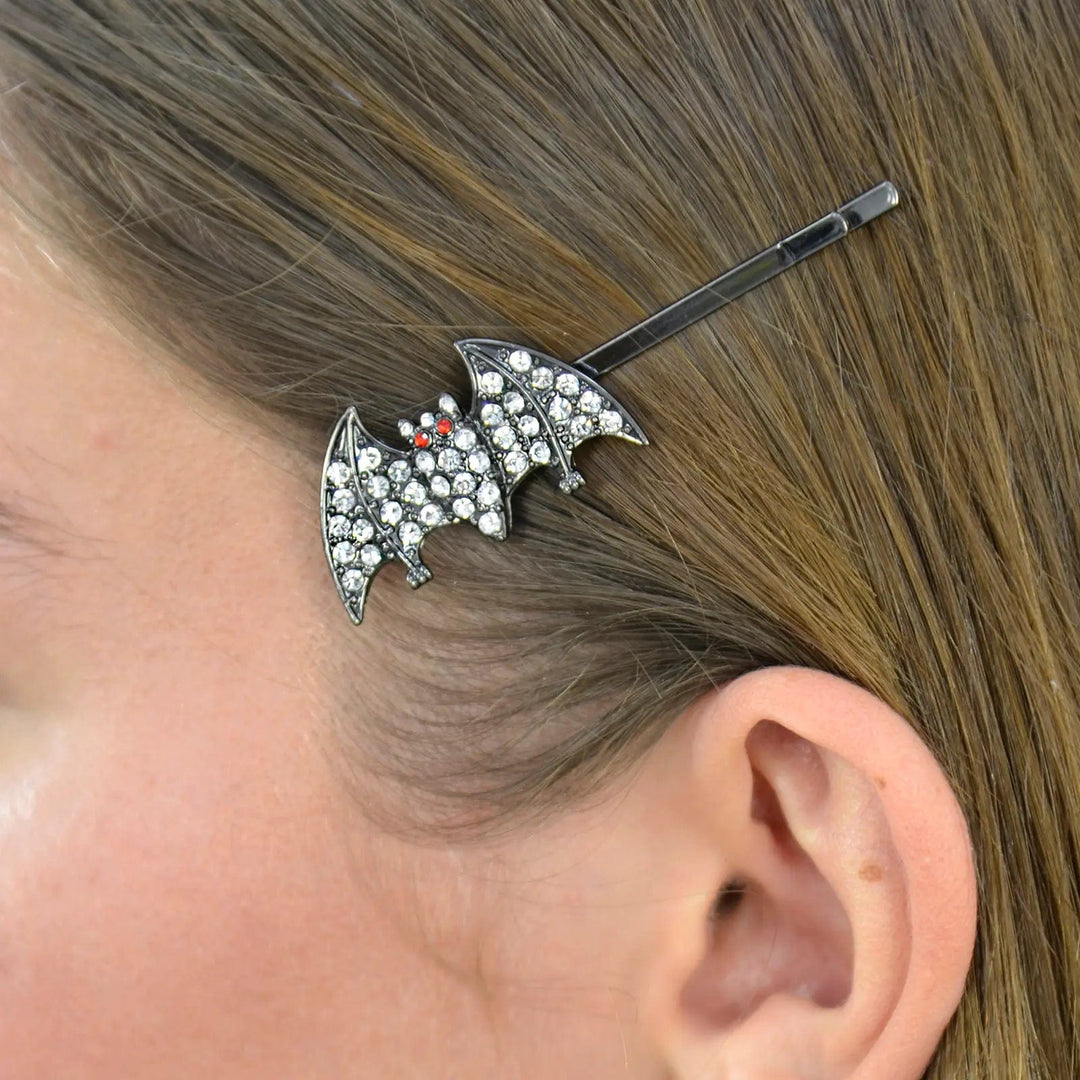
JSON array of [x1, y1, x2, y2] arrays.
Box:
[[838, 181, 900, 231]]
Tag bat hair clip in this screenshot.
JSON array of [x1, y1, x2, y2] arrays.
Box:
[[321, 180, 900, 623]]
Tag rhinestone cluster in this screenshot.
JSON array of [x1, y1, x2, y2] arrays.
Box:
[[468, 346, 632, 494], [393, 393, 507, 540]]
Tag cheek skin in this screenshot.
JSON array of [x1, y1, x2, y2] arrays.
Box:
[[0, 688, 349, 1071]]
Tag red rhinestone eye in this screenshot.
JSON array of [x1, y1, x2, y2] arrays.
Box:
[[413, 431, 431, 448], [436, 417, 453, 435]]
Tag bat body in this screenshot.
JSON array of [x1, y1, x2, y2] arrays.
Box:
[[321, 339, 648, 623]]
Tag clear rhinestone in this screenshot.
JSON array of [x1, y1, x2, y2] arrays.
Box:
[[437, 447, 464, 472], [380, 500, 403, 525], [331, 488, 356, 514], [503, 390, 525, 414], [579, 389, 603, 414], [438, 392, 458, 415], [530, 366, 554, 389], [327, 514, 350, 540], [479, 370, 504, 395], [327, 461, 352, 486], [452, 496, 475, 519], [399, 521, 423, 547], [569, 415, 593, 439], [341, 568, 366, 593], [467, 449, 491, 473], [420, 411, 436, 428], [504, 450, 528, 475], [508, 349, 532, 372], [477, 511, 502, 536], [599, 409, 623, 433], [480, 402, 505, 426], [350, 518, 375, 543], [517, 414, 540, 438], [414, 450, 436, 474], [429, 474, 451, 497], [402, 480, 427, 505], [388, 459, 411, 485], [356, 445, 382, 471], [397, 419, 415, 439], [452, 471, 477, 494], [332, 541, 356, 565], [366, 475, 390, 499], [453, 426, 477, 450], [547, 395, 572, 421], [419, 502, 443, 526], [477, 480, 501, 507], [529, 440, 552, 464], [492, 424, 517, 450], [360, 543, 382, 568], [555, 372, 580, 397]]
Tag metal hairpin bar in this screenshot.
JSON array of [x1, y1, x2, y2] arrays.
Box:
[[573, 180, 900, 379]]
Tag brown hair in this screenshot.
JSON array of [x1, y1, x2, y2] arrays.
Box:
[[1, 1, 1078, 1072]]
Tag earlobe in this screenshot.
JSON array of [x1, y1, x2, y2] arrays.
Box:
[[648, 665, 977, 1080]]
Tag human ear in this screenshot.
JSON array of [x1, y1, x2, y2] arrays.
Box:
[[639, 665, 977, 1079]]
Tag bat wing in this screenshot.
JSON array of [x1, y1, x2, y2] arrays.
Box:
[[453, 339, 648, 496], [320, 406, 413, 624]]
